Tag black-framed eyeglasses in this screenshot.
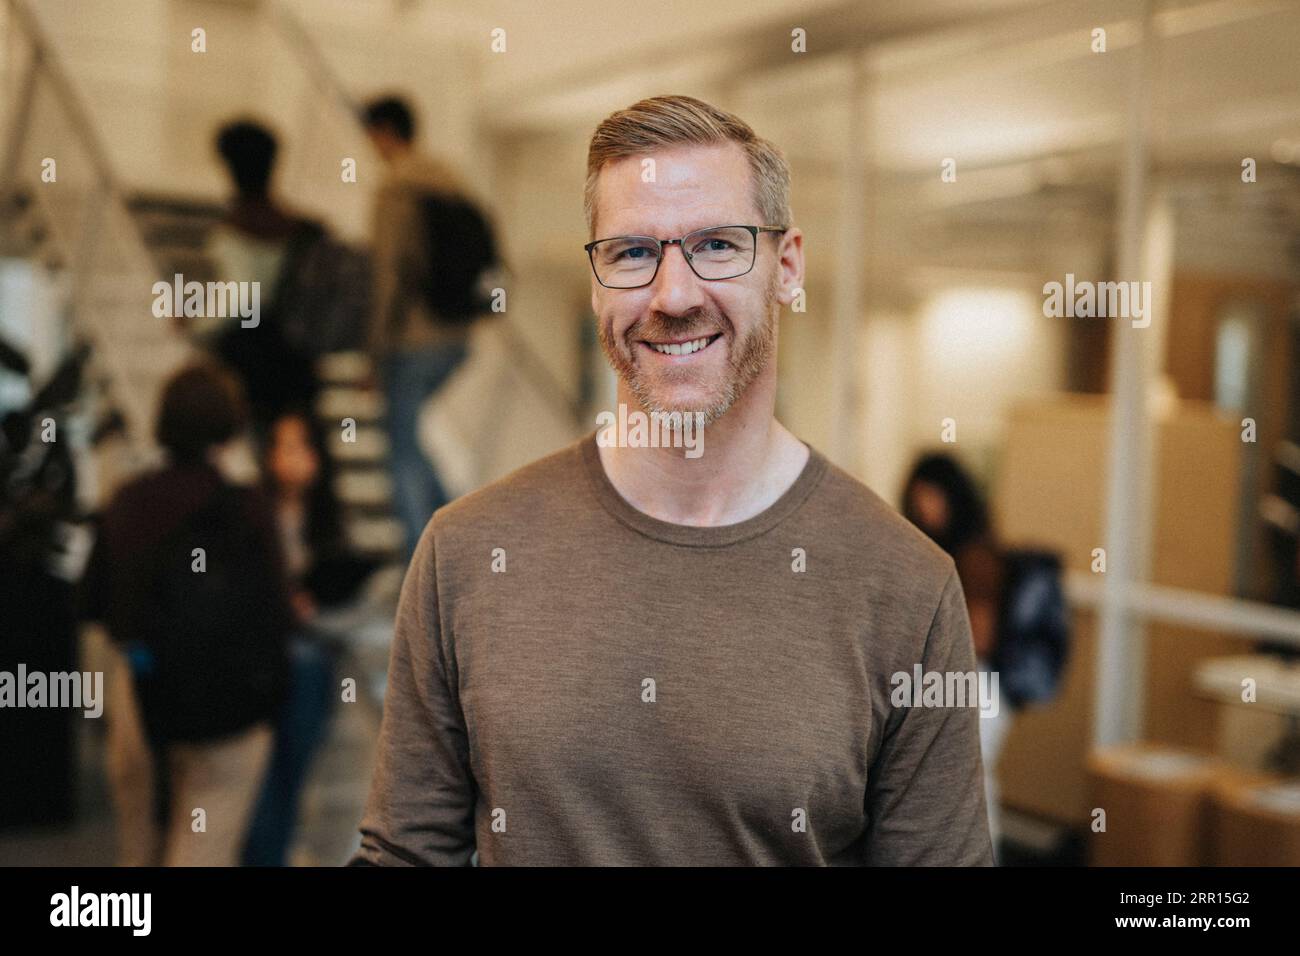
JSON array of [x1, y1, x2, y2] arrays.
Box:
[[584, 224, 787, 289]]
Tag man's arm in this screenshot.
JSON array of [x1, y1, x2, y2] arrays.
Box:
[[864, 567, 995, 866], [350, 521, 477, 865]]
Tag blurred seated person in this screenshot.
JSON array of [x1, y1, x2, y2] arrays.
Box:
[[902, 454, 1004, 662], [242, 408, 376, 866], [902, 452, 1009, 859], [83, 363, 294, 866]]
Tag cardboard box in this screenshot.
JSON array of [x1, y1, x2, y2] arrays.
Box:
[[1086, 744, 1223, 866], [1211, 773, 1300, 866]]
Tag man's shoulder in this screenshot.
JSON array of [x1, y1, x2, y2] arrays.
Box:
[[431, 436, 590, 541], [806, 451, 956, 593]]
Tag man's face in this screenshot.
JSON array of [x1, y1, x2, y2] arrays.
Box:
[[590, 143, 798, 426]]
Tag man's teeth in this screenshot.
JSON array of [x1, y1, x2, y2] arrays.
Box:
[[649, 336, 713, 356]]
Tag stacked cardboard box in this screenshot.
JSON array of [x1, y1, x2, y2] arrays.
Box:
[[1086, 744, 1223, 866], [1210, 774, 1300, 865]]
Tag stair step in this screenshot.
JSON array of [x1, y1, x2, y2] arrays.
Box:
[[330, 427, 389, 462], [334, 469, 393, 508], [317, 387, 384, 423], [345, 516, 403, 555], [317, 351, 373, 384]]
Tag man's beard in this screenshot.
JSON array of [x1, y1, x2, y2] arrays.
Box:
[[597, 271, 779, 428]]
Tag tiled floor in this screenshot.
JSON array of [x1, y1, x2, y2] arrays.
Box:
[[289, 665, 383, 866], [0, 601, 394, 868]]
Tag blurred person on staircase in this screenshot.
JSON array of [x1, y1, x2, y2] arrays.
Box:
[[198, 120, 324, 430], [362, 95, 472, 559]]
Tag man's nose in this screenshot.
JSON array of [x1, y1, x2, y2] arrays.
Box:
[[647, 243, 704, 314]]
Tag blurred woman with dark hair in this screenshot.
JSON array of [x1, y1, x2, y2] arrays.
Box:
[[902, 452, 1010, 860], [902, 454, 1003, 661], [241, 408, 374, 865]]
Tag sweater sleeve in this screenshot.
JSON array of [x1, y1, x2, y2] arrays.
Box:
[[863, 567, 995, 866], [351, 520, 477, 865]]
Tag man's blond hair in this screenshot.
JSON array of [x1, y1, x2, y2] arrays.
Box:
[[584, 94, 791, 239]]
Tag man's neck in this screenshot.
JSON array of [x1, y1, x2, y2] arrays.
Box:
[[596, 377, 810, 527]]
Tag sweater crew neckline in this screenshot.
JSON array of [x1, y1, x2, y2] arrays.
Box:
[[578, 429, 828, 548]]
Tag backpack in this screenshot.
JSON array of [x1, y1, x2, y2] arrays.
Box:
[[991, 549, 1070, 709], [274, 220, 372, 357], [131, 486, 289, 744], [417, 192, 499, 325], [211, 219, 340, 419]]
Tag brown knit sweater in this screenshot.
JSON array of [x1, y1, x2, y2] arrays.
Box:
[[353, 433, 993, 866]]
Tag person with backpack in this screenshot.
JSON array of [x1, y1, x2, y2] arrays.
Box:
[[362, 95, 486, 558], [190, 120, 325, 431], [902, 453, 1069, 862], [82, 363, 295, 866]]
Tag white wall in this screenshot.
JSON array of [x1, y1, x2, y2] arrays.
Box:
[[853, 285, 1069, 504]]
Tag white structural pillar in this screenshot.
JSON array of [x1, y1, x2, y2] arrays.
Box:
[[828, 51, 870, 471], [1094, 2, 1157, 748]]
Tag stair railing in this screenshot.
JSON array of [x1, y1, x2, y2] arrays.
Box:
[[1, 0, 186, 464]]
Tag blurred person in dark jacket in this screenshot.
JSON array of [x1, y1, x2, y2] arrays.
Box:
[[82, 363, 294, 866], [198, 120, 323, 429], [902, 452, 1010, 860], [362, 95, 471, 558]]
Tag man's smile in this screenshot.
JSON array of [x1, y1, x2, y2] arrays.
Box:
[[637, 332, 724, 359]]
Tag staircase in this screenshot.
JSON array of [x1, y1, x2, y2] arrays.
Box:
[[2, 0, 586, 553], [124, 191, 407, 560], [1, 0, 191, 474]]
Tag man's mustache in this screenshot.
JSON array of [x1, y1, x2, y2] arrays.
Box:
[[625, 311, 729, 347]]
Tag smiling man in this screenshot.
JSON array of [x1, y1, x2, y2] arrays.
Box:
[[352, 95, 994, 866]]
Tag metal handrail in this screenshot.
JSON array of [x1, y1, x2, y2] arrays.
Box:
[[2, 0, 121, 199], [2, 0, 168, 459], [270, 1, 360, 118]]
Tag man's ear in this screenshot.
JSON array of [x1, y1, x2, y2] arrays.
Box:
[[776, 280, 795, 307], [774, 228, 805, 306]]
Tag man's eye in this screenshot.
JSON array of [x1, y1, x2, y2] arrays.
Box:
[[607, 243, 655, 263], [691, 238, 736, 255]]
